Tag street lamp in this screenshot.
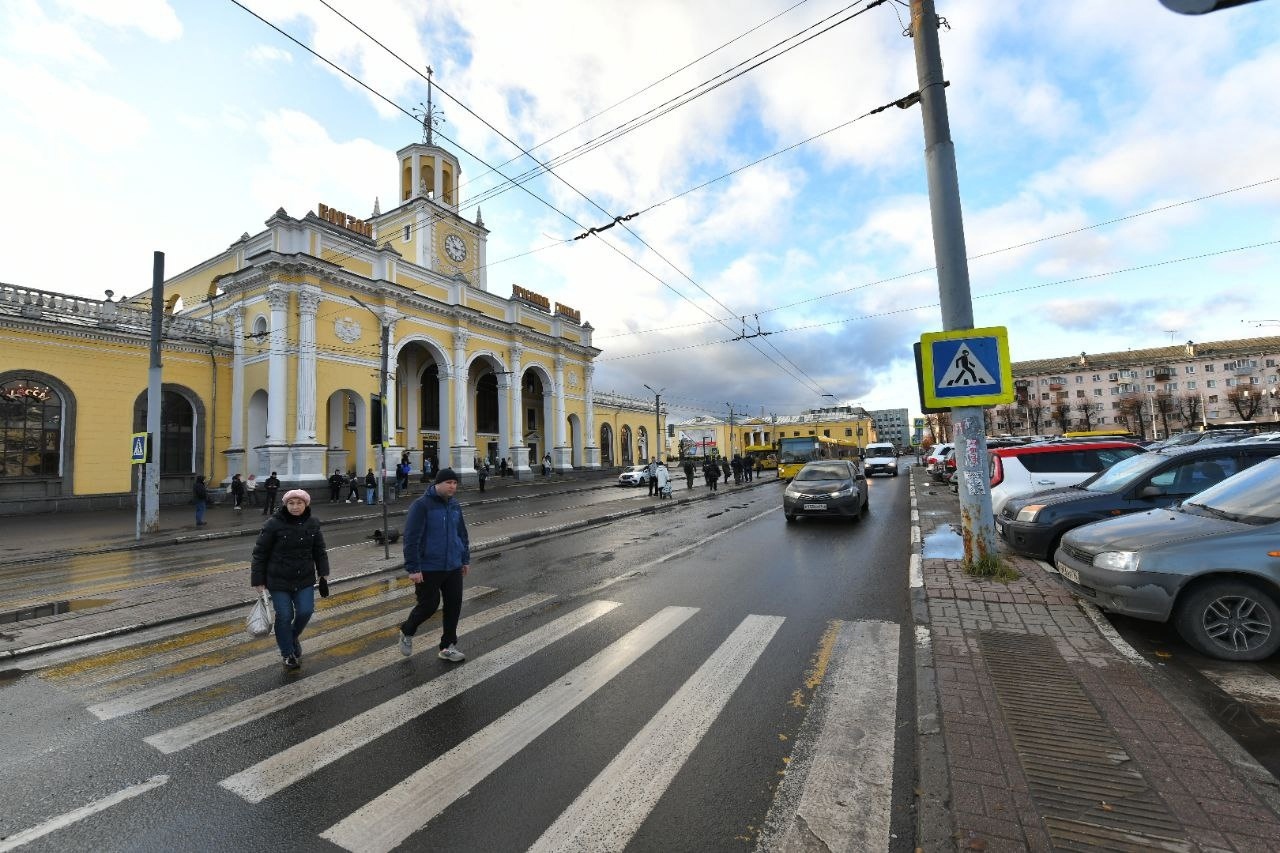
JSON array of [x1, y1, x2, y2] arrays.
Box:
[[643, 384, 664, 462], [351, 295, 391, 560]]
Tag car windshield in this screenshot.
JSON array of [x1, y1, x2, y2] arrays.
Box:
[[1181, 458, 1280, 525], [626, 466, 645, 473], [1080, 451, 1175, 492], [795, 463, 849, 482]]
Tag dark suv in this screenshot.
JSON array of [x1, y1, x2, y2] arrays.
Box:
[[997, 443, 1280, 560]]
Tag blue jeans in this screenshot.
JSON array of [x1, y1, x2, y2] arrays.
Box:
[[269, 586, 315, 658], [194, 499, 206, 524], [366, 487, 375, 504]]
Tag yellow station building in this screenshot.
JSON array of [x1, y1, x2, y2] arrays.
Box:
[[0, 130, 665, 514]]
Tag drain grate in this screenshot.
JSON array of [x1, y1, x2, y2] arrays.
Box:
[[978, 632, 1190, 851]]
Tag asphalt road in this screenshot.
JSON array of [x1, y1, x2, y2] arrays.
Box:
[[2, 472, 917, 852]]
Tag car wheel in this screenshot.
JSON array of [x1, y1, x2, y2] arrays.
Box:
[[785, 514, 796, 523], [1174, 580, 1280, 662], [861, 497, 869, 516]]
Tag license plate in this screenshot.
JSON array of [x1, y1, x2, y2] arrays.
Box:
[[803, 503, 826, 510], [1056, 563, 1080, 584]]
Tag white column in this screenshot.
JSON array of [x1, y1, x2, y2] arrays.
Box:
[[452, 330, 470, 445], [496, 374, 511, 463], [230, 311, 245, 448], [382, 311, 401, 444], [508, 345, 528, 474], [554, 354, 567, 448], [295, 288, 320, 443], [583, 364, 599, 468], [265, 288, 289, 444]]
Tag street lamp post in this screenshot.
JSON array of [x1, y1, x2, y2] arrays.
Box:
[[643, 384, 664, 462], [351, 295, 391, 560]]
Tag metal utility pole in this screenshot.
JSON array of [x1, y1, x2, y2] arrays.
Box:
[[144, 251, 164, 533], [910, 0, 997, 562], [725, 403, 737, 458], [353, 295, 391, 560], [644, 384, 664, 461]]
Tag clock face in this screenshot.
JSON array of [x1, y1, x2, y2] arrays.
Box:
[[444, 233, 467, 262]]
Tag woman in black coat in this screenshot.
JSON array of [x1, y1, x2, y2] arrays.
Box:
[[251, 489, 330, 669]]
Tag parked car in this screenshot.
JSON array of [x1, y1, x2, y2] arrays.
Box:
[[989, 441, 1145, 516], [998, 444, 1280, 559], [863, 442, 899, 477], [925, 443, 954, 481], [1238, 432, 1280, 444], [1053, 457, 1280, 661], [783, 460, 869, 523], [617, 465, 651, 487]]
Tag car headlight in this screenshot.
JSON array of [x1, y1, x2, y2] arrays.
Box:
[[1015, 504, 1045, 523], [831, 486, 854, 498], [1093, 551, 1140, 572], [784, 485, 800, 497]]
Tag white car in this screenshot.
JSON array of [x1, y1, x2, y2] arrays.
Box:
[[863, 443, 899, 477], [988, 441, 1145, 516], [617, 465, 651, 486]]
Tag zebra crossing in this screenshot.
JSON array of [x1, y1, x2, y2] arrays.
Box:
[[26, 579, 905, 852]]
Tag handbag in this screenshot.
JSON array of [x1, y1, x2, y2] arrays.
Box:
[[246, 590, 274, 637]]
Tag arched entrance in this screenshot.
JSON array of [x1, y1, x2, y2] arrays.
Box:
[[620, 424, 633, 465], [568, 413, 582, 467], [600, 423, 613, 466], [132, 385, 202, 475]]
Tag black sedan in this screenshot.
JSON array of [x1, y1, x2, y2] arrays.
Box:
[[783, 460, 869, 523], [998, 444, 1280, 559]]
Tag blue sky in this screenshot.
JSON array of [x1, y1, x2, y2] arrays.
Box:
[[2, 0, 1278, 421]]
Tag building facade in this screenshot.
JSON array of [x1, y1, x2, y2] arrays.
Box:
[[0, 133, 664, 515], [868, 408, 910, 449], [1005, 337, 1280, 439], [667, 406, 878, 461]]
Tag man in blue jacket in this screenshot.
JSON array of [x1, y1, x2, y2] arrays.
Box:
[[397, 467, 470, 662]]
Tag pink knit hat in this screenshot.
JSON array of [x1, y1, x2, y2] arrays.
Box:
[[282, 489, 311, 506]]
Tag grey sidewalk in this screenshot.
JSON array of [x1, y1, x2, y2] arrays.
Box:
[[910, 465, 1280, 851], [0, 470, 772, 660]]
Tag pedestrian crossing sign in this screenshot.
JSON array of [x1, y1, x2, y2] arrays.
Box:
[[130, 432, 149, 465], [919, 326, 1014, 408]]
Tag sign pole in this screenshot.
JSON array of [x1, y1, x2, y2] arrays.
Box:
[[910, 0, 998, 563]]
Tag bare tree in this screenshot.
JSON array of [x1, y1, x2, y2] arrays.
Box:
[[1052, 400, 1073, 433], [1024, 399, 1047, 435], [1173, 393, 1202, 428], [1073, 400, 1097, 431], [1117, 394, 1148, 438], [1154, 392, 1176, 439], [996, 405, 1018, 435], [1227, 388, 1263, 420]]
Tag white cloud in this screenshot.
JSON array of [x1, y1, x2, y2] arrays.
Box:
[[248, 43, 294, 65], [53, 0, 182, 41]]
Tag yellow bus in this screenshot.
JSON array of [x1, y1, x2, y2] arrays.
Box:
[[776, 435, 861, 480], [742, 444, 777, 472], [1062, 429, 1142, 440]]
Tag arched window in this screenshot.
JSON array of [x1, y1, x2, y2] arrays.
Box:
[[420, 362, 440, 429], [476, 373, 499, 434], [0, 378, 62, 478], [133, 388, 196, 474], [620, 425, 632, 465], [600, 423, 613, 466]]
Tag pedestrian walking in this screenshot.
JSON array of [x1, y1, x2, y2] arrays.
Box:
[[755, 459, 763, 479], [193, 475, 208, 526], [422, 455, 434, 483], [397, 468, 470, 663], [477, 461, 489, 493], [230, 473, 245, 510], [731, 455, 742, 485], [646, 457, 659, 496], [262, 472, 280, 515], [655, 462, 670, 498], [328, 468, 345, 503], [702, 459, 720, 493], [543, 452, 553, 476], [246, 474, 259, 507], [251, 489, 330, 671], [683, 459, 695, 490], [346, 468, 360, 503], [721, 457, 732, 485], [365, 468, 377, 505]]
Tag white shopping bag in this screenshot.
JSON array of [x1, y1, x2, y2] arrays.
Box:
[[246, 590, 274, 637]]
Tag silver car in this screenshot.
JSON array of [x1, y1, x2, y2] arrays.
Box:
[[783, 460, 869, 523], [1053, 456, 1280, 661]]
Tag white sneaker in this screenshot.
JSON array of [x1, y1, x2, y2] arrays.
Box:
[[437, 645, 465, 662], [398, 632, 412, 656]]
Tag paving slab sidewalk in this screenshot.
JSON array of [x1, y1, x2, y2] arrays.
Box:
[[910, 465, 1280, 851]]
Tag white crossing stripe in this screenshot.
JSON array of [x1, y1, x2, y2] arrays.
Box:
[[220, 599, 624, 804], [0, 774, 168, 853], [528, 614, 784, 853], [61, 584, 415, 690], [774, 620, 899, 852], [144, 593, 552, 754], [1197, 662, 1280, 725], [319, 605, 699, 853], [86, 586, 496, 720]]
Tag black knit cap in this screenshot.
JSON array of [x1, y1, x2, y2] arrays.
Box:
[[434, 467, 459, 484]]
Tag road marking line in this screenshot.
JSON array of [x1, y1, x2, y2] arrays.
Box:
[[0, 774, 168, 853], [85, 585, 496, 719], [772, 620, 899, 853], [53, 584, 414, 689], [528, 614, 784, 853], [318, 606, 699, 853], [144, 593, 552, 754], [220, 599, 625, 804], [1196, 663, 1280, 724]]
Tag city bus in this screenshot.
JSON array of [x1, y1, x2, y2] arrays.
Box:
[[741, 444, 777, 472], [776, 435, 861, 480]]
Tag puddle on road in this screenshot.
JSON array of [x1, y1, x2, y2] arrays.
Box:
[[922, 524, 964, 560], [0, 598, 117, 625]]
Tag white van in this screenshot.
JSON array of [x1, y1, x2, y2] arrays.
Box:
[[863, 443, 899, 477]]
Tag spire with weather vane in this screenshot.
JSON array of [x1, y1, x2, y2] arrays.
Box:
[[413, 65, 446, 145]]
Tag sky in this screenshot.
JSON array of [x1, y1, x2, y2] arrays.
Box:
[[2, 0, 1279, 423]]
